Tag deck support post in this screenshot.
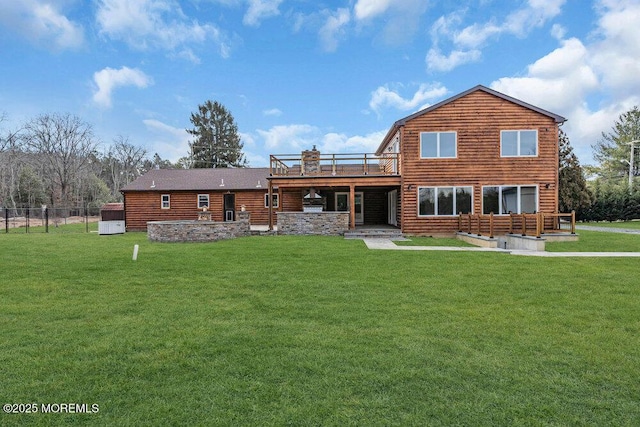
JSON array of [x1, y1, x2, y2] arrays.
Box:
[[349, 184, 356, 230], [268, 180, 274, 231]]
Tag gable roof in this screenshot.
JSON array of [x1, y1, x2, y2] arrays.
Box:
[[376, 85, 567, 154], [121, 168, 270, 192]]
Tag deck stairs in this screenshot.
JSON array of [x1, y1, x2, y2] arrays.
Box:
[[344, 227, 403, 240]]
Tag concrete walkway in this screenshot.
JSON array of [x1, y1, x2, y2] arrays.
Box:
[[362, 238, 640, 257]]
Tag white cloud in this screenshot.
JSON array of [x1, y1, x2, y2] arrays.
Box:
[[0, 1, 84, 50], [489, 0, 640, 165], [143, 119, 191, 162], [353, 0, 392, 20], [257, 124, 320, 151], [93, 67, 153, 108], [320, 130, 387, 153], [243, 0, 283, 26], [353, 0, 428, 45], [263, 108, 283, 117], [369, 83, 448, 115], [319, 8, 350, 52], [426, 48, 481, 72], [248, 125, 387, 166], [431, 0, 566, 71], [96, 0, 234, 60]]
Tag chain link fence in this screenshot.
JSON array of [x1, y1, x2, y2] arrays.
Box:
[[2, 206, 101, 233]]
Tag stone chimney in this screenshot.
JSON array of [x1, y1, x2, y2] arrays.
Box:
[[301, 145, 321, 175]]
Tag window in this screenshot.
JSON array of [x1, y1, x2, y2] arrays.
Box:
[[501, 130, 537, 156], [482, 185, 537, 214], [198, 194, 209, 208], [161, 194, 170, 209], [420, 132, 457, 158], [264, 193, 279, 208], [418, 186, 472, 216]]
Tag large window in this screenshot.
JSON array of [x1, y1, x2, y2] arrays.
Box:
[[482, 185, 537, 214], [198, 194, 210, 208], [264, 193, 279, 208], [420, 132, 457, 158], [501, 130, 537, 156], [161, 194, 170, 209], [418, 186, 472, 216]]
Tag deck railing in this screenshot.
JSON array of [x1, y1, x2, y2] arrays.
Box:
[[269, 153, 400, 177], [458, 211, 576, 238]]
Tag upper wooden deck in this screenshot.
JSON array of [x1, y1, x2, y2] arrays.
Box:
[[269, 153, 401, 177]]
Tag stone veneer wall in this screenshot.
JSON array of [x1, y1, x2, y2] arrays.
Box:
[[148, 212, 251, 242], [277, 211, 349, 236]]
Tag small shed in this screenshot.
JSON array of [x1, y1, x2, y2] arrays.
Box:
[[99, 203, 125, 234], [100, 203, 125, 220]]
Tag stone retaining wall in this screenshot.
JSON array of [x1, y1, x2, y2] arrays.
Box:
[[277, 211, 349, 235], [148, 212, 251, 242]]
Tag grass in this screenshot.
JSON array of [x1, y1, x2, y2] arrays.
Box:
[[394, 236, 473, 247], [1, 233, 640, 425], [547, 229, 640, 252], [579, 220, 640, 230]]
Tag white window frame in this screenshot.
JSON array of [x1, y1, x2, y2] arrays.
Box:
[[264, 193, 279, 208], [161, 194, 170, 209], [198, 194, 210, 208], [417, 186, 473, 217], [482, 185, 538, 215], [500, 130, 538, 157], [420, 131, 457, 159]]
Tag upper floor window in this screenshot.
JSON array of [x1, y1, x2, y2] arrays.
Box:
[[161, 194, 170, 209], [501, 130, 537, 157], [418, 186, 472, 216], [482, 185, 537, 214], [198, 194, 210, 208], [420, 131, 457, 158]]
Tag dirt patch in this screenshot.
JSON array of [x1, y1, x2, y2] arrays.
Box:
[[1, 216, 100, 229]]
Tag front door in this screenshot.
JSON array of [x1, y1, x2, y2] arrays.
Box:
[[224, 194, 235, 221], [335, 192, 363, 225]]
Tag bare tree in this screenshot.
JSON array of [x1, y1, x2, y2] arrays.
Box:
[[102, 135, 147, 200], [22, 113, 99, 208], [0, 114, 24, 210]]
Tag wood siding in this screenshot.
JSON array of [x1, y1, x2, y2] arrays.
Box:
[[400, 90, 560, 236], [124, 190, 272, 231]]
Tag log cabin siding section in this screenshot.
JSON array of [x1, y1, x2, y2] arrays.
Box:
[[124, 190, 271, 231], [400, 90, 560, 236]]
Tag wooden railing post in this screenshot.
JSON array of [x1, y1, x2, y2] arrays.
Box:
[[571, 210, 576, 234]]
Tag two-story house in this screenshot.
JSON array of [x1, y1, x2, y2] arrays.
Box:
[[122, 85, 566, 236]]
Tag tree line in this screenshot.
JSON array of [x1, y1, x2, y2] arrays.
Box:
[[559, 106, 640, 222], [0, 101, 246, 211], [0, 113, 176, 211]]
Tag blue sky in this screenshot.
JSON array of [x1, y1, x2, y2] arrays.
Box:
[[1, 0, 639, 167]]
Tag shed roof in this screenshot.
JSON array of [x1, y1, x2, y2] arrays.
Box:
[[100, 202, 124, 211], [376, 85, 567, 154], [121, 168, 270, 192]]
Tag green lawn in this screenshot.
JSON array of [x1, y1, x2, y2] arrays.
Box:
[[547, 229, 640, 252], [579, 220, 640, 230], [1, 233, 639, 425], [394, 236, 473, 247]]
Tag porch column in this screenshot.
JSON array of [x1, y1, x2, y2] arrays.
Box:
[[349, 184, 356, 230], [268, 180, 274, 231]]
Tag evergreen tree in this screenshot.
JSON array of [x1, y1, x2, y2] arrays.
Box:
[[187, 101, 247, 168], [592, 106, 640, 183], [558, 130, 592, 214]]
